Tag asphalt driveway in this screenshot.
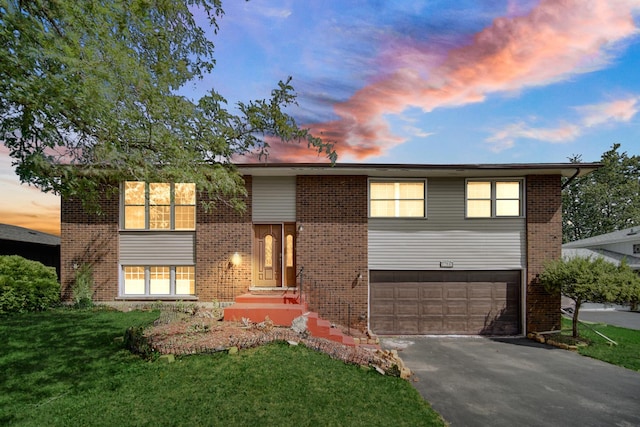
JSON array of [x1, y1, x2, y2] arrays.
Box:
[[381, 336, 640, 427]]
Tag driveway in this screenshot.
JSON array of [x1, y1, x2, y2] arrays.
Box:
[[381, 337, 640, 427]]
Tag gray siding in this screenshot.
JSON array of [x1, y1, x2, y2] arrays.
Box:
[[119, 232, 195, 265], [368, 178, 526, 270], [252, 176, 296, 222], [601, 242, 637, 257]]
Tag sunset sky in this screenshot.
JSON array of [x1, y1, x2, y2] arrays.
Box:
[[2, 0, 640, 236]]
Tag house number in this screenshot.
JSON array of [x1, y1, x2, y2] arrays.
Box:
[[440, 261, 454, 268]]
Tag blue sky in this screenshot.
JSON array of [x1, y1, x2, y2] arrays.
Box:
[[3, 0, 640, 234]]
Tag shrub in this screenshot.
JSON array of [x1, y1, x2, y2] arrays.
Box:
[[0, 255, 60, 313], [72, 263, 94, 309]]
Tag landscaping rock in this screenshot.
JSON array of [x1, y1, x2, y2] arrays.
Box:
[[291, 315, 308, 334], [400, 367, 412, 380]]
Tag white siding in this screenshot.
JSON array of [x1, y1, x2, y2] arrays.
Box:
[[119, 232, 195, 265], [368, 178, 526, 270], [252, 176, 296, 222]]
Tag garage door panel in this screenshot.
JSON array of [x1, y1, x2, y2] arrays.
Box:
[[374, 301, 396, 315], [372, 318, 396, 334], [421, 302, 444, 315], [443, 318, 469, 333], [396, 302, 419, 315], [445, 301, 468, 315], [468, 303, 492, 316], [396, 287, 420, 300], [420, 286, 444, 299], [371, 285, 395, 299], [444, 284, 468, 299], [370, 270, 521, 335], [468, 283, 496, 299], [396, 318, 420, 334]]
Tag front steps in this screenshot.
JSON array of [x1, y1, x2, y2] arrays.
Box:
[[223, 292, 357, 347]]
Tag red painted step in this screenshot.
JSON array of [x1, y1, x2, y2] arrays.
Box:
[[234, 292, 303, 306], [224, 303, 306, 326], [224, 293, 357, 346], [304, 312, 356, 346]]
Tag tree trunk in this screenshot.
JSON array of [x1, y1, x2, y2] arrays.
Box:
[[572, 300, 581, 338]]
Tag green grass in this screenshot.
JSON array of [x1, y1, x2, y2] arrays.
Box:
[[0, 309, 444, 426], [561, 317, 640, 371]]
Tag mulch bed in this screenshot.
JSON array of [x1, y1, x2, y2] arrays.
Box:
[[141, 309, 400, 373]]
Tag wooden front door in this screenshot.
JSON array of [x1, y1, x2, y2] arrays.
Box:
[[254, 224, 282, 287]]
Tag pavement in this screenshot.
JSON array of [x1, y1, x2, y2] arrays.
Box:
[[579, 308, 640, 331], [381, 336, 640, 427]]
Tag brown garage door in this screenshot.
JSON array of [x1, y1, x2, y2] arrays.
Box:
[[370, 270, 521, 335]]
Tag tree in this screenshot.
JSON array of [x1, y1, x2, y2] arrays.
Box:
[[0, 0, 334, 209], [562, 144, 640, 243], [540, 256, 636, 337]]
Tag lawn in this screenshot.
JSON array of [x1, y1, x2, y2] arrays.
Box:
[[0, 309, 444, 426], [560, 317, 640, 371]]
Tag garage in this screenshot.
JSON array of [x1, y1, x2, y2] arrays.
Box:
[[370, 270, 521, 335]]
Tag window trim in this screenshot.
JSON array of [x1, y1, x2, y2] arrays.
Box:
[[121, 182, 196, 231], [465, 178, 524, 218], [368, 178, 427, 218], [120, 265, 196, 297]]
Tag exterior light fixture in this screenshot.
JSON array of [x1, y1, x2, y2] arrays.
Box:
[[231, 252, 241, 267]]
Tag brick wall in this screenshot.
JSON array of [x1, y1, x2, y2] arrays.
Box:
[[296, 175, 368, 331], [60, 188, 119, 302], [195, 176, 252, 303], [526, 174, 562, 333]]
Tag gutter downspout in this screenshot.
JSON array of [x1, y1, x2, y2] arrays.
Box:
[[561, 168, 581, 190]]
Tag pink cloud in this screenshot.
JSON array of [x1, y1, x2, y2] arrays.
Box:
[[270, 0, 639, 161], [577, 96, 640, 127], [485, 94, 639, 151], [486, 122, 582, 152]]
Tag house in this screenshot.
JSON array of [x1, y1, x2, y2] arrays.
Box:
[[60, 162, 600, 336], [0, 223, 61, 278], [563, 227, 640, 270]]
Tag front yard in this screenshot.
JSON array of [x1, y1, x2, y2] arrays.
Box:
[[559, 317, 640, 371], [0, 309, 444, 426]]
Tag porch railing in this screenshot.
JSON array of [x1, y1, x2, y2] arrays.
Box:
[[297, 266, 353, 335]]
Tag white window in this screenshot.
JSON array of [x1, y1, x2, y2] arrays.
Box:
[[369, 180, 426, 218], [466, 179, 523, 218], [123, 266, 195, 296], [123, 182, 195, 230]]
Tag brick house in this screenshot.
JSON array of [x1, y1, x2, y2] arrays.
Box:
[[60, 162, 599, 335]]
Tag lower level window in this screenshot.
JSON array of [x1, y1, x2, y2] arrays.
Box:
[[123, 266, 195, 296]]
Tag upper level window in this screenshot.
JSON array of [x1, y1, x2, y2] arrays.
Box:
[[466, 179, 522, 218], [370, 180, 425, 218], [123, 182, 196, 230]]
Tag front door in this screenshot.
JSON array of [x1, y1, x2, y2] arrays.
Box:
[[253, 223, 297, 288], [254, 224, 282, 287]]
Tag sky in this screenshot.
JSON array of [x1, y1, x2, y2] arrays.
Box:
[[2, 0, 640, 236]]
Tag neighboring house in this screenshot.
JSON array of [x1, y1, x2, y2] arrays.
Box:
[[563, 227, 640, 270], [60, 162, 599, 336], [0, 223, 61, 278]]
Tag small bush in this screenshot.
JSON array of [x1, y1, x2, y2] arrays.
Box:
[[0, 255, 60, 313], [72, 263, 94, 309]]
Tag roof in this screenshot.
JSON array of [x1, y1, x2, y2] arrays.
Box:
[[563, 248, 640, 269], [236, 162, 601, 178], [0, 224, 61, 246], [563, 227, 640, 248]]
